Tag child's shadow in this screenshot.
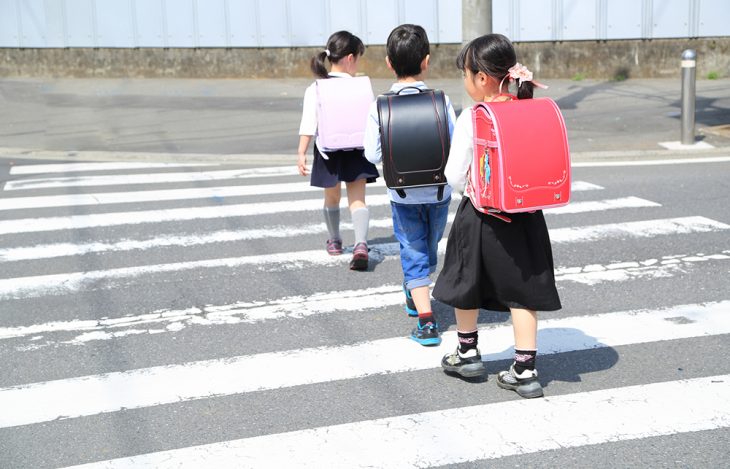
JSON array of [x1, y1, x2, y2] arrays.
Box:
[[361, 236, 399, 271], [484, 327, 619, 388]]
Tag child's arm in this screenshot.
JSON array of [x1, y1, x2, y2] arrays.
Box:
[[297, 84, 317, 176], [363, 102, 382, 164], [297, 135, 312, 176], [445, 110, 473, 193]]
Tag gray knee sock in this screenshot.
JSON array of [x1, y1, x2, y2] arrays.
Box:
[[351, 207, 369, 244], [323, 206, 341, 241]]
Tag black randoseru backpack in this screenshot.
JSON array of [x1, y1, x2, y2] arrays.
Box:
[[376, 87, 450, 200]]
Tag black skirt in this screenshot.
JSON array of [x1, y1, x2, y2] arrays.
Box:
[[433, 197, 562, 312], [310, 145, 379, 188]]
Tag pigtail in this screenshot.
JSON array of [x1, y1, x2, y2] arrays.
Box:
[[310, 51, 330, 79], [517, 81, 534, 100], [310, 31, 365, 80]]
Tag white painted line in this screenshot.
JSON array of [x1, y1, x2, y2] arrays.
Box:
[[0, 285, 406, 345], [0, 217, 398, 262], [1, 214, 724, 264], [570, 181, 603, 191], [658, 140, 715, 150], [1, 238, 727, 300], [549, 216, 730, 244], [573, 156, 730, 167], [0, 182, 320, 211], [554, 250, 730, 286], [0, 194, 386, 235], [0, 180, 598, 212], [1, 301, 729, 429], [8, 162, 216, 175], [62, 374, 730, 469], [545, 196, 659, 214], [3, 166, 301, 190], [0, 195, 646, 235]]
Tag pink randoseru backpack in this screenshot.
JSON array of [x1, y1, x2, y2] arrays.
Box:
[[315, 76, 374, 153], [469, 97, 571, 213]]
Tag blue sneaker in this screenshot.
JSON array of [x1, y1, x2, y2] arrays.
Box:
[[403, 285, 418, 317], [410, 321, 441, 346]]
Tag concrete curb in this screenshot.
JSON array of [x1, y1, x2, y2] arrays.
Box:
[[0, 146, 729, 166]]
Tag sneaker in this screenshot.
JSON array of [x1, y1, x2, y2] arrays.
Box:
[[410, 321, 441, 346], [326, 239, 343, 256], [349, 242, 369, 270], [496, 363, 544, 398], [403, 285, 418, 317], [441, 347, 487, 378]]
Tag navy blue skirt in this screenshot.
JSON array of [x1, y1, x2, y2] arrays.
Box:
[[310, 145, 379, 188]]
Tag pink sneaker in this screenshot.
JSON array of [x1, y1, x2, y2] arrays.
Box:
[[349, 242, 369, 271], [326, 239, 343, 256]]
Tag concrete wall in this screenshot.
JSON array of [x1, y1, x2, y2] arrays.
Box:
[[2, 38, 728, 80]]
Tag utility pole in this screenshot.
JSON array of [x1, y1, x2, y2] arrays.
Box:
[[461, 0, 492, 111]]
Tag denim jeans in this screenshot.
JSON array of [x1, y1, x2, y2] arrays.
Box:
[[390, 198, 451, 290]]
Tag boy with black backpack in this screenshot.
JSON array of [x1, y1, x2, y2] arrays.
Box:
[[363, 24, 456, 346]]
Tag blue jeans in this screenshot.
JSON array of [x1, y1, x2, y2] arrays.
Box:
[[390, 198, 451, 290]]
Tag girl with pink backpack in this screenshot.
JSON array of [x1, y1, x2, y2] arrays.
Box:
[[297, 31, 379, 271]]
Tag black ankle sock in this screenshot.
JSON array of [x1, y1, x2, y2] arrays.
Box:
[[513, 349, 537, 374], [457, 330, 478, 353], [418, 312, 435, 327]]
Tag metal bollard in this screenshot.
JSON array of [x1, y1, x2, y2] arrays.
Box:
[[681, 49, 697, 145]]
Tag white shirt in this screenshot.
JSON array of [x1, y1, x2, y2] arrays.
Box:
[[444, 108, 474, 194], [298, 72, 352, 136]]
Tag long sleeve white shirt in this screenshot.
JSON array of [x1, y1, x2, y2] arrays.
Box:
[[443, 108, 474, 194]]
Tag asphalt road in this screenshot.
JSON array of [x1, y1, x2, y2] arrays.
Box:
[[0, 156, 728, 468]]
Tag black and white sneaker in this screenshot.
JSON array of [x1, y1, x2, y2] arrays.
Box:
[[496, 363, 544, 398], [441, 347, 487, 378]]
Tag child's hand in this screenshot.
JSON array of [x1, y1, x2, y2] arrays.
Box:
[[297, 154, 309, 176]]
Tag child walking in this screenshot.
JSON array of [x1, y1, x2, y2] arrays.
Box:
[[298, 31, 380, 270], [433, 34, 562, 398], [364, 24, 456, 346]]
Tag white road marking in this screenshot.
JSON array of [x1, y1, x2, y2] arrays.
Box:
[[3, 215, 724, 263], [1, 302, 728, 430], [1, 238, 727, 300], [0, 285, 405, 346], [0, 180, 600, 212], [0, 196, 657, 235], [3, 166, 301, 190], [63, 375, 730, 469], [8, 162, 215, 175], [572, 156, 730, 167]]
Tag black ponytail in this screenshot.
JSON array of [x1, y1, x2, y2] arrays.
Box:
[[309, 30, 365, 79], [457, 33, 536, 99]]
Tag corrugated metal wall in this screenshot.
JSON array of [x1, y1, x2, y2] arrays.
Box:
[[0, 0, 728, 48]]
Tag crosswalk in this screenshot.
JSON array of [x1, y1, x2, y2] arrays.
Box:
[[0, 159, 729, 468]]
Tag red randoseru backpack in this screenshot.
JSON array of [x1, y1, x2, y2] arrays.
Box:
[[469, 97, 571, 213]]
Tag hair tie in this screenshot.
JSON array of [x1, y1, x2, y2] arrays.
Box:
[[500, 63, 549, 91], [324, 49, 331, 57]]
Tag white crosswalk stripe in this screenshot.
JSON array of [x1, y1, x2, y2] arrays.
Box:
[[1, 161, 728, 468]]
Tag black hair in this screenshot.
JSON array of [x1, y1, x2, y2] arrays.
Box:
[[386, 24, 430, 79], [456, 33, 534, 99], [310, 30, 366, 79]]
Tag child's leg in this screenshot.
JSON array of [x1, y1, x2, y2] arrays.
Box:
[[511, 308, 537, 350], [323, 185, 343, 254], [441, 307, 485, 378], [391, 202, 440, 345], [411, 199, 451, 313], [496, 307, 543, 398], [344, 179, 368, 245]]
